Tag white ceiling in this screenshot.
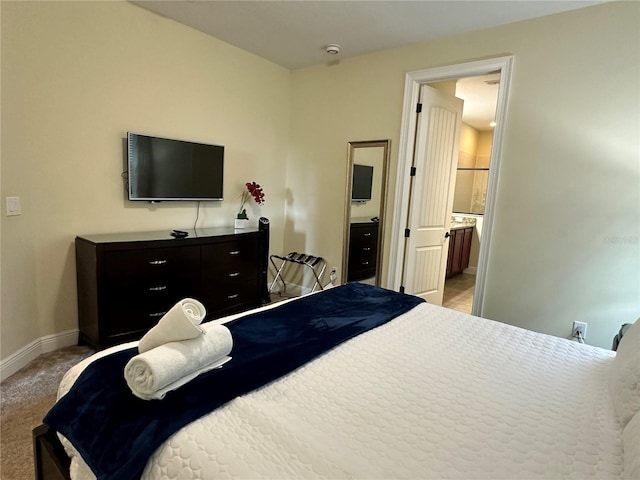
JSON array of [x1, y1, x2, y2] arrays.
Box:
[[129, 0, 605, 130], [131, 0, 606, 70], [456, 74, 500, 131]]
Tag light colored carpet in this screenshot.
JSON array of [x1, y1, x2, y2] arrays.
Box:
[[0, 345, 94, 480]]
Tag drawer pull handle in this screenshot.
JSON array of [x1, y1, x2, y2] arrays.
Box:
[[149, 311, 167, 318], [148, 286, 167, 291], [227, 293, 239, 300], [363, 233, 372, 237], [363, 247, 371, 251], [228, 272, 240, 278], [229, 250, 240, 256], [149, 260, 167, 265], [361, 261, 369, 266]]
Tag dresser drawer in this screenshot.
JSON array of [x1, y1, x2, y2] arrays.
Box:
[[350, 224, 379, 247], [204, 284, 259, 314], [201, 237, 260, 315], [349, 239, 377, 264], [349, 251, 376, 271], [103, 296, 178, 339], [103, 246, 199, 286]]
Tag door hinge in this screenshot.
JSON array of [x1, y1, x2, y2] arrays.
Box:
[[410, 166, 417, 177], [404, 228, 410, 238], [399, 286, 405, 293], [416, 103, 422, 113]]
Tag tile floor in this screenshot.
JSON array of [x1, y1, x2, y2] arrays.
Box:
[[443, 273, 476, 314]]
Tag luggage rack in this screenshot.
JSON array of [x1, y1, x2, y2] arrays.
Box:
[[269, 252, 327, 296]]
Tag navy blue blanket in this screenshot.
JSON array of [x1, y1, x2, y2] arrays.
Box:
[[44, 283, 424, 480]]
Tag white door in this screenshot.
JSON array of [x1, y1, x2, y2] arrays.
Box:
[[402, 85, 463, 304]]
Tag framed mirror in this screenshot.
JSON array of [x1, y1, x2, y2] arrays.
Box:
[[342, 140, 390, 286]]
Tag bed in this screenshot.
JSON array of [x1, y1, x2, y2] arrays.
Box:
[[34, 283, 639, 480]]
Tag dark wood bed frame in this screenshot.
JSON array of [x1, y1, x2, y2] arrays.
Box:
[[33, 424, 71, 480]]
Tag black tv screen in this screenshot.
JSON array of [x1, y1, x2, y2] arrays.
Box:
[[127, 133, 224, 201], [352, 164, 374, 201]]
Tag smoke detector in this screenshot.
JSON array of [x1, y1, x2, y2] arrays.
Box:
[[326, 44, 341, 55]]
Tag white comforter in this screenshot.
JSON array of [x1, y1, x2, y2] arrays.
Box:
[[58, 301, 623, 479]]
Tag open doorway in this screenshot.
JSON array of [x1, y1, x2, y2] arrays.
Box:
[[387, 56, 513, 319], [442, 74, 500, 314]]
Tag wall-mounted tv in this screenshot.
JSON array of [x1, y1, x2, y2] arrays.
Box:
[[127, 132, 224, 201], [351, 164, 374, 202]]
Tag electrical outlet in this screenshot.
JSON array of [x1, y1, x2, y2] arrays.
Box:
[[329, 267, 338, 282], [572, 321, 587, 339], [6, 196, 21, 216]]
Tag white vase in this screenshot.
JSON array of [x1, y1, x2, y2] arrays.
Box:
[[234, 218, 249, 229]]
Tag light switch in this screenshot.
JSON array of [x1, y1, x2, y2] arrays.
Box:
[[6, 196, 22, 216]]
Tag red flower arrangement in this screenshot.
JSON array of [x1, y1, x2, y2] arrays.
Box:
[[237, 181, 265, 219]]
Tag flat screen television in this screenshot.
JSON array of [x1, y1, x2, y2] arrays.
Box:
[[127, 132, 224, 201], [351, 164, 374, 201]]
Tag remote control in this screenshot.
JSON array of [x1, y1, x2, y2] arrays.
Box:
[[170, 230, 189, 238]]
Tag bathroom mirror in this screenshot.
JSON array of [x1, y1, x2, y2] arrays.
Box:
[[342, 140, 390, 286]]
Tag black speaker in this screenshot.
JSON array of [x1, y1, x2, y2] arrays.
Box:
[[258, 217, 270, 304]]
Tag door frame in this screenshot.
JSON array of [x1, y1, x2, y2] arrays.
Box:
[[387, 56, 514, 317]]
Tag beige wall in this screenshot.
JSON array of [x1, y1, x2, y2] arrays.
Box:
[[459, 123, 480, 167], [1, 1, 291, 362], [1, 0, 638, 363], [476, 130, 493, 168], [288, 0, 639, 348]]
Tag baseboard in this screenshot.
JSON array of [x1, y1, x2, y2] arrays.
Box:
[[463, 266, 477, 275], [0, 330, 78, 382]]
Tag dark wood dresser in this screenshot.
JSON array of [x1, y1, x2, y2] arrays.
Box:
[[75, 227, 268, 349], [347, 220, 379, 282]]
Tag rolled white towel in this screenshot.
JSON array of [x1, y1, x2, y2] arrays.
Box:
[[138, 298, 207, 353], [124, 324, 233, 400]]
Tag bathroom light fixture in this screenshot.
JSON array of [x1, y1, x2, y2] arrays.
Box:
[[326, 44, 341, 55], [490, 121, 497, 128]]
